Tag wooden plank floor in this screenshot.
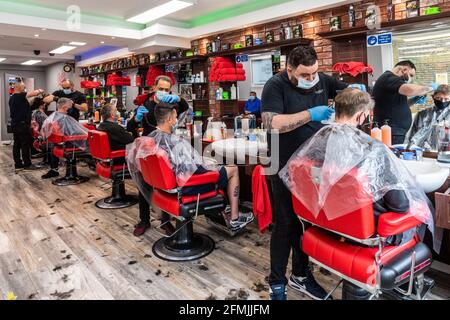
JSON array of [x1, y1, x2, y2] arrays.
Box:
[[0, 144, 449, 300]]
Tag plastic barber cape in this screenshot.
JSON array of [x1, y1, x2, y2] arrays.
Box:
[[406, 105, 450, 151], [126, 129, 218, 201], [40, 111, 88, 149], [279, 124, 439, 250]]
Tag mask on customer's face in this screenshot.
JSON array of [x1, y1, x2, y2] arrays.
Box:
[[156, 90, 169, 101], [434, 99, 450, 110], [296, 74, 320, 90], [249, 96, 256, 101], [356, 112, 369, 131], [63, 88, 72, 95]]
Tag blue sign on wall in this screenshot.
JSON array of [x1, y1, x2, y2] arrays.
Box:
[[235, 54, 249, 63], [367, 32, 392, 47]]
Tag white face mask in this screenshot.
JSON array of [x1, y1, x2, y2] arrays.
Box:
[[156, 90, 169, 101], [297, 74, 320, 90]]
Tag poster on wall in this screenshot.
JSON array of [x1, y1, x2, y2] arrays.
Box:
[[251, 56, 273, 86], [435, 73, 448, 85]]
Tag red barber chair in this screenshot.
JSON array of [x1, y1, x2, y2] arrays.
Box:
[[48, 131, 90, 186], [139, 141, 226, 262], [88, 130, 138, 209], [289, 159, 433, 300]]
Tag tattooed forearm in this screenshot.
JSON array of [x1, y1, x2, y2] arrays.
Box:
[[262, 110, 311, 133], [278, 118, 309, 133]]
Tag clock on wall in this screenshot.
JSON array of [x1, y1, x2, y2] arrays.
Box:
[[63, 63, 73, 72]]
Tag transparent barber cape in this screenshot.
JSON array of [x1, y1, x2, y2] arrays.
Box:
[[279, 124, 439, 250], [40, 111, 88, 149]]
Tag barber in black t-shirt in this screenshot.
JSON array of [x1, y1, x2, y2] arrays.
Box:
[[9, 82, 44, 171], [127, 75, 189, 138], [126, 75, 188, 238], [261, 46, 356, 300], [373, 60, 432, 145], [43, 79, 88, 120]]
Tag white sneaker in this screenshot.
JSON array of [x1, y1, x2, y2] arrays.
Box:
[[229, 212, 254, 231]]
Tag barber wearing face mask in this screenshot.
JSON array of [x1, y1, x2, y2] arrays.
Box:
[[127, 75, 189, 138], [261, 46, 359, 300], [126, 75, 189, 238], [373, 60, 433, 145], [43, 79, 88, 121]]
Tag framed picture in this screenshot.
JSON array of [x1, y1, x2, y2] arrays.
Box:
[[179, 84, 193, 101], [110, 98, 118, 107], [406, 0, 419, 18]]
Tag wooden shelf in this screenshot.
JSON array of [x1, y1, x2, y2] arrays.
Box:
[[318, 11, 450, 39], [150, 55, 207, 66], [206, 38, 312, 57], [80, 65, 140, 77]]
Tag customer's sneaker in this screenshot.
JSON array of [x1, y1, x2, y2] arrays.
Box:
[[229, 212, 254, 232], [23, 164, 40, 171], [269, 284, 287, 300], [288, 269, 332, 300], [133, 222, 151, 237], [14, 163, 24, 171], [41, 169, 59, 179]]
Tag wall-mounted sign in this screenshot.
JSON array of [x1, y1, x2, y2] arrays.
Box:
[[235, 54, 249, 63], [367, 32, 392, 47]]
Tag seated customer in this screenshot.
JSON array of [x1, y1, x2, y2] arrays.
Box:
[[40, 98, 88, 179], [281, 88, 433, 245], [97, 104, 134, 152], [130, 102, 254, 232], [244, 91, 261, 117], [406, 84, 450, 151]]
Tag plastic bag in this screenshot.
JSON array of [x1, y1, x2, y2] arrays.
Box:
[[40, 111, 88, 149], [279, 124, 435, 243]]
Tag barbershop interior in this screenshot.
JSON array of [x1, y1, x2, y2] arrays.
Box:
[[1, 0, 450, 302]]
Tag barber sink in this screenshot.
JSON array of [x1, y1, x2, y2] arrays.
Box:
[[401, 158, 449, 193]]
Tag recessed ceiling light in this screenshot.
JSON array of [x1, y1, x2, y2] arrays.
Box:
[[49, 45, 76, 54], [69, 42, 87, 46], [41, 28, 47, 31], [100, 41, 105, 44], [21, 59, 42, 65], [34, 34, 39, 37], [111, 37, 115, 39], [0, 58, 6, 62], [126, 0, 194, 24]]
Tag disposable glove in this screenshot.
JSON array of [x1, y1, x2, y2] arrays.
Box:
[[160, 94, 180, 104], [135, 106, 149, 122], [308, 106, 335, 122]]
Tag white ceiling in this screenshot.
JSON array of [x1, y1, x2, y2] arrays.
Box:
[[0, 0, 354, 66]]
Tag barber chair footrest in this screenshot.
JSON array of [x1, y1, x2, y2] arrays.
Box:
[[95, 195, 138, 209], [152, 233, 215, 262], [52, 175, 90, 186]]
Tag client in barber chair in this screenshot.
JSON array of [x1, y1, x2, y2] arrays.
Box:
[[40, 97, 88, 179], [127, 103, 254, 235], [280, 88, 434, 247], [405, 84, 450, 151], [97, 104, 134, 158]]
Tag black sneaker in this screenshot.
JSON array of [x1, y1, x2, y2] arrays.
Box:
[[288, 269, 332, 300], [41, 169, 59, 179], [269, 284, 287, 300], [14, 163, 24, 171]]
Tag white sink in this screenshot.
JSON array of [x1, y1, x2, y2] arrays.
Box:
[[401, 158, 449, 193], [211, 138, 267, 161]]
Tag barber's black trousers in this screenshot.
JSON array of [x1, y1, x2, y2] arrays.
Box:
[[269, 175, 309, 286], [13, 130, 32, 167], [138, 191, 170, 225]]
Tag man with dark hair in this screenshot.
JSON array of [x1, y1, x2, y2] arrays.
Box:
[[261, 45, 359, 300], [373, 60, 433, 144], [43, 79, 88, 121], [147, 103, 253, 231], [98, 104, 134, 152], [244, 91, 261, 116], [406, 84, 450, 150], [127, 76, 190, 237]]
